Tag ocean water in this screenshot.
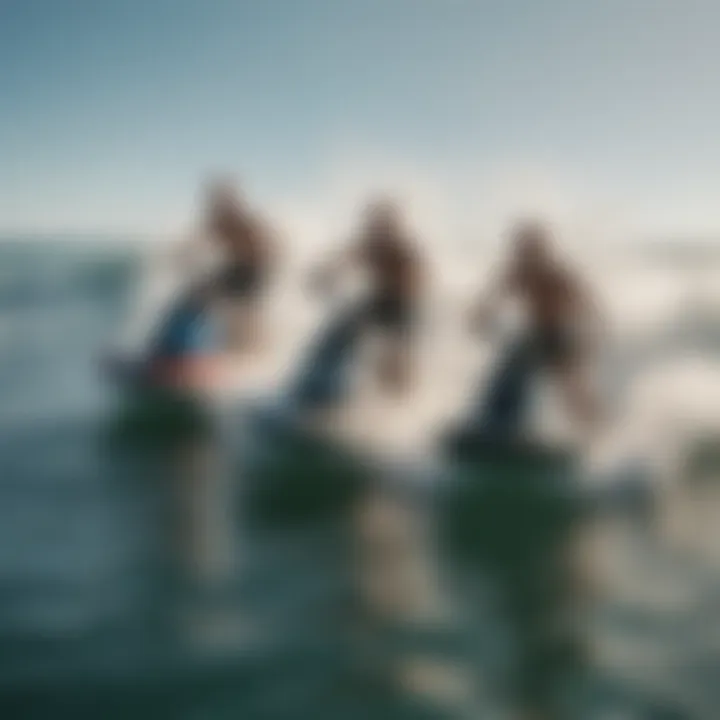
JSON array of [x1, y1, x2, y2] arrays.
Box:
[[0, 237, 719, 719]]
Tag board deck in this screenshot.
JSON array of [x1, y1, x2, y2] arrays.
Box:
[[441, 424, 577, 465]]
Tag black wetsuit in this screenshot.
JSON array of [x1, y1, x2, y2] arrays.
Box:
[[530, 322, 581, 368], [365, 292, 415, 336], [361, 240, 419, 337], [215, 261, 266, 300]]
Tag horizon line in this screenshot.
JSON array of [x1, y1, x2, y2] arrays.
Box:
[[0, 228, 719, 250]]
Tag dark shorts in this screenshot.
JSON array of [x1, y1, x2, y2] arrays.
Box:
[[215, 263, 266, 300], [364, 293, 416, 337], [530, 324, 583, 368]]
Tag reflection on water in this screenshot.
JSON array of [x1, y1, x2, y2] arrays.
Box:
[[2, 399, 718, 719]]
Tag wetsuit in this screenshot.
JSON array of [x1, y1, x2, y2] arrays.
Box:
[[149, 293, 219, 365], [361, 239, 419, 337], [215, 261, 266, 300]]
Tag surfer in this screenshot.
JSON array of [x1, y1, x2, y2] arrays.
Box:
[[102, 276, 228, 393], [141, 277, 227, 391], [469, 220, 604, 438], [202, 178, 278, 355], [310, 198, 425, 396]]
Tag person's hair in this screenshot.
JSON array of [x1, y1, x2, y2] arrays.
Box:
[[361, 197, 405, 241], [204, 176, 243, 213], [511, 218, 549, 242], [364, 196, 399, 220]]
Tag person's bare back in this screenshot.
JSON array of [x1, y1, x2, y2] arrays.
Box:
[[508, 259, 579, 334]]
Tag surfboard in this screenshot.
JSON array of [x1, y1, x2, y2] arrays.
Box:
[[441, 423, 577, 467], [240, 398, 373, 528], [441, 422, 660, 524], [100, 351, 218, 449]]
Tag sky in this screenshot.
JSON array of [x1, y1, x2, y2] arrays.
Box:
[[1, 0, 719, 240]]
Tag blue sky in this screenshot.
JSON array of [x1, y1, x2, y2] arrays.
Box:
[[1, 0, 719, 237]]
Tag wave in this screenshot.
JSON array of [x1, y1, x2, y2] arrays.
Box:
[[0, 241, 139, 311]]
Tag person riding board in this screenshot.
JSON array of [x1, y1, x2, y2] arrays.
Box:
[[310, 198, 425, 396], [469, 220, 604, 438]]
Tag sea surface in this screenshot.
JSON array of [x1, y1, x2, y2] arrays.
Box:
[[0, 236, 719, 719]]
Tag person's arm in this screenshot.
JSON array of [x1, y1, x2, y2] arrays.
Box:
[[399, 241, 425, 299], [166, 228, 214, 276], [247, 213, 279, 276], [262, 224, 280, 275], [307, 243, 361, 296], [567, 272, 607, 351]]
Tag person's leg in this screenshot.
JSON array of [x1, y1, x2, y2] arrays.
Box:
[[228, 298, 265, 354], [555, 361, 601, 437], [218, 263, 267, 355], [378, 332, 413, 395], [372, 296, 416, 396], [537, 324, 602, 440]]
